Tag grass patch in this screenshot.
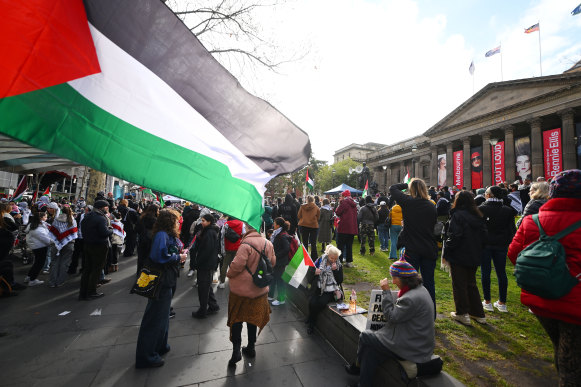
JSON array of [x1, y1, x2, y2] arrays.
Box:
[[335, 238, 557, 386]]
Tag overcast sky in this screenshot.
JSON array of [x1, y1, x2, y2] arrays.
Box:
[[214, 0, 581, 164]]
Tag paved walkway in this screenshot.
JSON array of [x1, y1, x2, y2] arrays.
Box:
[[1, 255, 357, 387]]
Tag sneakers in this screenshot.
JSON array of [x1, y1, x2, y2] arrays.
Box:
[[450, 312, 471, 326], [187, 270, 195, 277], [28, 279, 44, 287], [267, 296, 274, 301], [218, 282, 226, 289], [42, 270, 49, 275], [494, 301, 508, 313], [470, 315, 487, 325], [272, 300, 285, 306], [24, 276, 30, 283], [482, 301, 494, 312], [345, 262, 354, 268]]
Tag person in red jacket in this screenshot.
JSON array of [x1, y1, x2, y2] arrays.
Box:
[[335, 190, 358, 268], [218, 217, 244, 289], [508, 169, 581, 386]]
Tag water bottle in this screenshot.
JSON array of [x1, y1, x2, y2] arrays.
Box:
[[349, 289, 357, 313]]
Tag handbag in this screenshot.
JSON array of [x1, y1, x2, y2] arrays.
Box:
[[131, 260, 164, 299]]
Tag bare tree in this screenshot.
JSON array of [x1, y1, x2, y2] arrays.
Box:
[[166, 0, 306, 76]]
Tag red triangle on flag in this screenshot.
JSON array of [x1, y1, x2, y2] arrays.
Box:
[[0, 0, 101, 98]]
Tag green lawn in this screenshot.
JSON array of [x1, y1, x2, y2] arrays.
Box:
[[335, 239, 558, 386]]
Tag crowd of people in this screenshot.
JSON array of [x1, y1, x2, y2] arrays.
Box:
[[1, 168, 579, 386]]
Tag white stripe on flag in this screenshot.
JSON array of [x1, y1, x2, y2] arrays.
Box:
[[69, 25, 271, 193], [288, 260, 310, 288]]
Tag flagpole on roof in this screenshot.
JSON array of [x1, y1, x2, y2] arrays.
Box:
[[538, 21, 543, 76], [500, 42, 503, 81]]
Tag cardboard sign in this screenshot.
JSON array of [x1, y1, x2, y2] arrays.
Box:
[[366, 290, 387, 331]]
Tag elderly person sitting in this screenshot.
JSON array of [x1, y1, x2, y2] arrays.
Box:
[[345, 260, 436, 387], [305, 245, 343, 334]]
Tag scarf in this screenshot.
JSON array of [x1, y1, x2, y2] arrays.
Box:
[[317, 254, 342, 295], [397, 285, 411, 298], [321, 204, 332, 211], [48, 219, 78, 254], [485, 197, 503, 203], [270, 227, 283, 243], [111, 220, 125, 240]]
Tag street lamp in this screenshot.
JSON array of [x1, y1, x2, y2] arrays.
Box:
[[490, 138, 498, 146]]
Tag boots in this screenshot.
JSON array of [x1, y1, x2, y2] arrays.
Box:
[[241, 342, 256, 358], [228, 343, 241, 367]]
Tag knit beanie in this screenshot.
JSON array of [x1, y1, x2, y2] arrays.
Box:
[[389, 259, 418, 278], [549, 169, 581, 199], [341, 190, 351, 197]]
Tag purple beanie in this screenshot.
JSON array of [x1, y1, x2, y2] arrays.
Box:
[[549, 169, 581, 199]]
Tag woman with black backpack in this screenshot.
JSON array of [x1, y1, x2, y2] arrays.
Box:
[[190, 213, 221, 319], [268, 217, 291, 306]]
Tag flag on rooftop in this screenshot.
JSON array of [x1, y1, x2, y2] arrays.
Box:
[[306, 169, 314, 191], [524, 23, 540, 34], [282, 244, 315, 288], [0, 0, 311, 230], [572, 3, 581, 16], [485, 46, 501, 57], [469, 61, 475, 75]]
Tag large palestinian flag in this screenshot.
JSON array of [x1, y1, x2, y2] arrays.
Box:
[[0, 0, 310, 229]]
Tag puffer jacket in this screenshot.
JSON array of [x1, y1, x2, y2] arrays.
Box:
[[25, 221, 51, 250], [443, 208, 487, 266], [298, 202, 320, 229], [227, 231, 276, 298], [508, 198, 581, 325], [335, 197, 358, 235]]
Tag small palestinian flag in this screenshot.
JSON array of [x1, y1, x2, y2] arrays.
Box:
[[0, 0, 311, 230], [403, 171, 412, 185], [12, 176, 27, 202], [306, 169, 314, 191], [283, 244, 315, 288], [362, 180, 368, 198]]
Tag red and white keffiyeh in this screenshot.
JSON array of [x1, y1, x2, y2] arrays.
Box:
[[111, 220, 126, 240], [49, 220, 78, 254]]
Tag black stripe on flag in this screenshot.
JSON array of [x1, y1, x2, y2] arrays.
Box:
[[83, 0, 310, 175]]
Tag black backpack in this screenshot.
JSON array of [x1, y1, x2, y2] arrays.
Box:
[[223, 224, 240, 243], [242, 241, 273, 288]]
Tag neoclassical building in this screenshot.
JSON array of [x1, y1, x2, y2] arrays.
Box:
[[360, 69, 581, 193]]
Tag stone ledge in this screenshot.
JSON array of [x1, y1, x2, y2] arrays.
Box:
[[286, 285, 464, 387]]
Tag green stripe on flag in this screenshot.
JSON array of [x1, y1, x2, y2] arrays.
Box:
[[0, 83, 264, 228], [282, 244, 304, 283]]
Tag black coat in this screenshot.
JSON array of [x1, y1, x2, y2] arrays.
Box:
[[516, 198, 547, 228], [443, 209, 487, 267], [389, 183, 437, 258], [478, 201, 517, 249], [273, 231, 291, 268], [278, 194, 298, 233], [118, 205, 138, 232], [191, 225, 220, 270], [82, 210, 113, 245]]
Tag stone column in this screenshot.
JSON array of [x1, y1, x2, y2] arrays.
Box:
[[559, 109, 576, 170], [384, 167, 392, 192], [463, 137, 471, 189], [430, 147, 438, 187], [414, 158, 420, 180], [504, 125, 515, 184], [482, 132, 491, 187], [529, 117, 543, 180], [400, 161, 406, 183], [446, 142, 453, 187]]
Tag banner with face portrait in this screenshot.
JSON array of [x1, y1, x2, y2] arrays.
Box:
[[470, 146, 483, 190], [491, 141, 505, 185], [437, 154, 446, 187], [453, 150, 463, 188], [515, 136, 532, 183], [543, 128, 562, 180]]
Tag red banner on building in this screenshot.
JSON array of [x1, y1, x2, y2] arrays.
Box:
[[453, 150, 463, 188], [543, 128, 562, 180], [491, 141, 505, 185]]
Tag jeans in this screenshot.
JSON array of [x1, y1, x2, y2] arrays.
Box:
[[405, 251, 437, 318], [300, 226, 319, 261], [357, 331, 401, 387], [135, 286, 172, 367], [377, 224, 389, 251], [480, 247, 508, 303], [336, 233, 354, 263], [389, 225, 402, 259], [196, 269, 218, 314], [28, 247, 48, 281]]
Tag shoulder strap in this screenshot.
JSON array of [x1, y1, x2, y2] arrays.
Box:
[[533, 214, 581, 241], [532, 214, 546, 237]]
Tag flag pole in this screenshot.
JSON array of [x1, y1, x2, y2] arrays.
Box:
[[538, 21, 543, 76], [500, 42, 503, 81]]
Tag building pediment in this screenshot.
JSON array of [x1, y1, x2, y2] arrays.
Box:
[[425, 73, 581, 136]]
